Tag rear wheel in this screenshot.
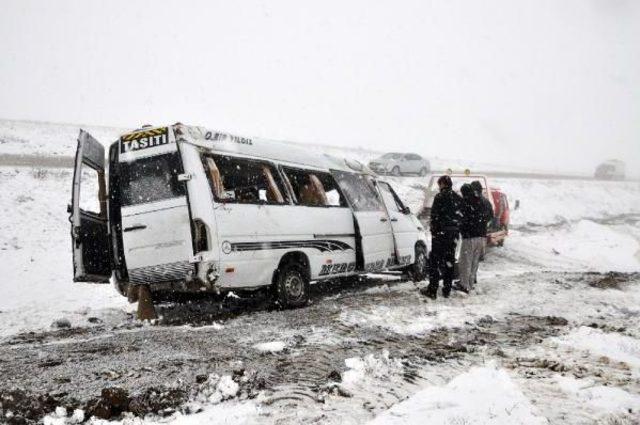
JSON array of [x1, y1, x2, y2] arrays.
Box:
[[410, 244, 428, 282], [419, 167, 428, 176], [275, 261, 310, 309], [391, 166, 401, 176]]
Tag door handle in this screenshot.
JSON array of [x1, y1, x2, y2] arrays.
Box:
[[124, 225, 147, 232], [380, 217, 388, 222], [390, 218, 398, 222]]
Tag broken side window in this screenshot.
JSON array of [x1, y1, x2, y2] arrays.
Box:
[[119, 153, 186, 206], [333, 172, 385, 212], [202, 154, 288, 205], [282, 167, 347, 208]]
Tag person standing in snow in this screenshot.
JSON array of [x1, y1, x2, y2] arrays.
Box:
[[471, 180, 494, 233], [457, 183, 491, 293], [471, 180, 494, 261], [422, 175, 462, 299]]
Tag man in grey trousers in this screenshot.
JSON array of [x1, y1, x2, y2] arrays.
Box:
[[457, 184, 491, 292], [471, 180, 494, 260]]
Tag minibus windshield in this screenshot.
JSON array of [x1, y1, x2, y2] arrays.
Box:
[[119, 153, 185, 206]]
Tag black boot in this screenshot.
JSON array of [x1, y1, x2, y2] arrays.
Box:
[[421, 283, 438, 300], [442, 282, 452, 298]]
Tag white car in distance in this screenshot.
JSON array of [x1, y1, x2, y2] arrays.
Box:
[[368, 153, 431, 176]]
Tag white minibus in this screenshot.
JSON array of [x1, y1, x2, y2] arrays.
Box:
[[70, 124, 428, 308]]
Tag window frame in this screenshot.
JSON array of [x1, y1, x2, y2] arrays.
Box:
[[377, 181, 409, 214], [201, 153, 290, 206], [119, 152, 186, 207], [78, 165, 106, 217], [280, 166, 349, 209], [382, 153, 402, 160], [332, 170, 386, 212]]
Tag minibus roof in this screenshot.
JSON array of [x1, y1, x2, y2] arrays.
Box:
[[176, 125, 371, 174]]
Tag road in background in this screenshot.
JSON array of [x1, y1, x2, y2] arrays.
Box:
[[1, 153, 634, 182]]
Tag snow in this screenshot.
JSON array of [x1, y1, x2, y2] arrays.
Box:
[[340, 303, 478, 335], [252, 341, 287, 352], [204, 375, 240, 404], [1, 120, 640, 424], [368, 363, 547, 425], [0, 168, 132, 339], [43, 407, 85, 425], [553, 375, 640, 414], [505, 219, 640, 273], [341, 350, 402, 388], [388, 175, 640, 228], [1, 152, 630, 340], [551, 327, 640, 371], [51, 401, 263, 425], [155, 401, 261, 425], [1, 153, 639, 339]]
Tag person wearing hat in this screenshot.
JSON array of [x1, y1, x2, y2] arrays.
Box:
[[470, 180, 494, 261], [422, 175, 462, 299], [457, 183, 490, 293]]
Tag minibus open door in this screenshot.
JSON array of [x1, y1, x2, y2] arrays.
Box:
[[69, 130, 111, 283]]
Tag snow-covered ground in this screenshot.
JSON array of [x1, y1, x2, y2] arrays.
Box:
[[1, 120, 639, 424], [0, 168, 132, 338], [1, 165, 638, 339]]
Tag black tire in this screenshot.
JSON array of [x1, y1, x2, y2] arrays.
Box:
[[410, 244, 429, 282], [391, 166, 401, 176], [419, 167, 428, 177], [275, 261, 310, 309]]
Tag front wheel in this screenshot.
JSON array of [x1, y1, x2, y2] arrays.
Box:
[[410, 244, 429, 282], [275, 262, 310, 309]]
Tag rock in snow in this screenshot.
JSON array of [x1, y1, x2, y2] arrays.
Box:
[[50, 318, 71, 329]]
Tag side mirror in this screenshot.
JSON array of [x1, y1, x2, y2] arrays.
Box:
[[67, 203, 73, 214], [403, 206, 411, 215], [514, 200, 520, 210]]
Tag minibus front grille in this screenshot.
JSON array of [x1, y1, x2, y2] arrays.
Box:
[[128, 261, 193, 284]]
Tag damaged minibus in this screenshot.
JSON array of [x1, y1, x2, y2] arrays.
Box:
[[69, 124, 428, 308]]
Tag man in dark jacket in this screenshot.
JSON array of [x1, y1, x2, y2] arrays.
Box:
[[457, 184, 490, 292], [421, 175, 462, 299], [471, 180, 494, 230], [471, 180, 494, 259]]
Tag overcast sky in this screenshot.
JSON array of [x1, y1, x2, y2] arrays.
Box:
[[1, 0, 638, 174]]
